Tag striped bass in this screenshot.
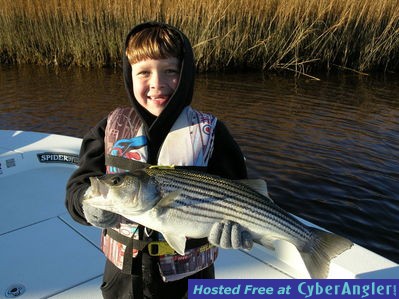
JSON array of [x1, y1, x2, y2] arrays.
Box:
[[83, 166, 353, 278]]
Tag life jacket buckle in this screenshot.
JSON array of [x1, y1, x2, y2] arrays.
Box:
[[148, 241, 176, 256]]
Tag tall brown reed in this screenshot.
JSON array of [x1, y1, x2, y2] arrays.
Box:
[[0, 0, 398, 73]]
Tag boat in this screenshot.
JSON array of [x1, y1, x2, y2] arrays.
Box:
[[1, 130, 398, 298]]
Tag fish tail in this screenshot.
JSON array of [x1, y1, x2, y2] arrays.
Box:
[[300, 227, 353, 278]]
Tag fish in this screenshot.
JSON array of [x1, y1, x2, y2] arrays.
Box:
[[83, 166, 353, 278]]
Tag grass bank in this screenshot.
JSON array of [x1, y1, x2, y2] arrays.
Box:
[[1, 0, 398, 73]]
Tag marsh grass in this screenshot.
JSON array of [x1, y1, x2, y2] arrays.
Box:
[[1, 0, 398, 73]]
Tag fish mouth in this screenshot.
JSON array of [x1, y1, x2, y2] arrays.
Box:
[[89, 177, 109, 198]]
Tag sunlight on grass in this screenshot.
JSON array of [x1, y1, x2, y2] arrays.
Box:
[[0, 0, 398, 73]]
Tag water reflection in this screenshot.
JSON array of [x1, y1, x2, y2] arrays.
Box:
[[1, 64, 398, 263]]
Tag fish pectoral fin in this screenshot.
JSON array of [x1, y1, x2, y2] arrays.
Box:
[[156, 190, 182, 208], [237, 179, 273, 201], [162, 233, 187, 255]]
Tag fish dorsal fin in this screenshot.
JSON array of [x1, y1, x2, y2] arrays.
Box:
[[237, 179, 273, 201], [156, 190, 182, 208]]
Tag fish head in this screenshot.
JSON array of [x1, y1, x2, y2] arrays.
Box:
[[83, 173, 160, 216]]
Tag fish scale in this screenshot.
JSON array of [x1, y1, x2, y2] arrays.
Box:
[[147, 168, 311, 243], [84, 167, 354, 278]]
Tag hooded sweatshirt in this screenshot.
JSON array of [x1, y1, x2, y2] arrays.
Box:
[[122, 22, 196, 163], [65, 22, 247, 226]]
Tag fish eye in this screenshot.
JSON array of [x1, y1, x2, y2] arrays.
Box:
[[110, 175, 123, 186]]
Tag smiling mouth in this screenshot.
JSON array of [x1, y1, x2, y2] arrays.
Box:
[[148, 96, 169, 105]]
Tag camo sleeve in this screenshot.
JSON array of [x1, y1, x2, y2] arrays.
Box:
[[65, 118, 107, 225], [207, 120, 248, 180]]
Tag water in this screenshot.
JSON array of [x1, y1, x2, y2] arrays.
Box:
[[1, 64, 398, 264]]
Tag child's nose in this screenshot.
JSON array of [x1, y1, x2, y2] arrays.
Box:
[[150, 73, 166, 89]]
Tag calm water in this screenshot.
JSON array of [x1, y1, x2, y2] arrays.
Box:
[[1, 64, 398, 264]]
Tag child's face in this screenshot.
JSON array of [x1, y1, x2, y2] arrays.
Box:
[[131, 57, 180, 116]]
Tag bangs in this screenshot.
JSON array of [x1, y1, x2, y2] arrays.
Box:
[[126, 26, 183, 64]]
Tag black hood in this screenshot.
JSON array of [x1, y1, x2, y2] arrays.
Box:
[[122, 22, 196, 162]]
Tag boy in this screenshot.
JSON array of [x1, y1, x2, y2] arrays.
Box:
[[65, 22, 251, 299]]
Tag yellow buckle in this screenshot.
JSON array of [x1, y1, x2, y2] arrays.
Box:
[[148, 165, 175, 170], [148, 241, 176, 256]]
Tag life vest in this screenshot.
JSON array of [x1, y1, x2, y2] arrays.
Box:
[[101, 106, 219, 282]]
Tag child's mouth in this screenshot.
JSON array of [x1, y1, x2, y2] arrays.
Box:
[[149, 96, 169, 105]]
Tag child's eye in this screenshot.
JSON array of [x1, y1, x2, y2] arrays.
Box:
[[137, 71, 150, 77], [165, 69, 179, 75]]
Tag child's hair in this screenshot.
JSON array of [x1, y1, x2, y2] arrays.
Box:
[[126, 25, 183, 65]]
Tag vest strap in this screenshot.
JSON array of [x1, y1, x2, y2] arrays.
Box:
[[105, 154, 208, 172], [105, 155, 150, 172], [104, 228, 150, 251], [104, 229, 210, 262], [103, 228, 147, 274]]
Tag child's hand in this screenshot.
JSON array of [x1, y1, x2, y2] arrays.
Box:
[[82, 201, 120, 228], [208, 220, 253, 250]]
